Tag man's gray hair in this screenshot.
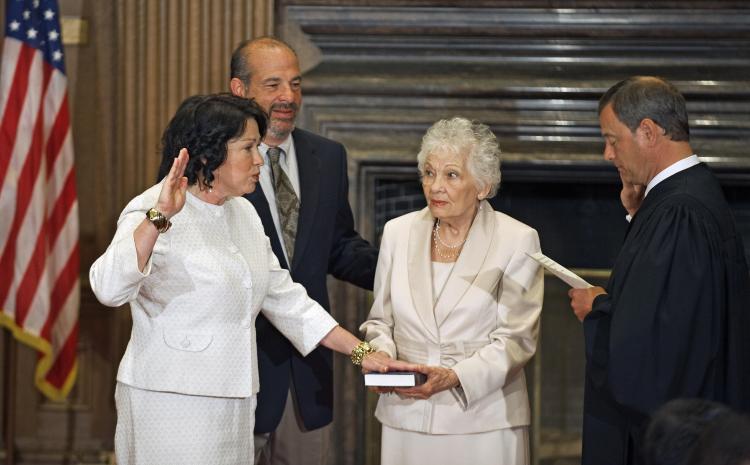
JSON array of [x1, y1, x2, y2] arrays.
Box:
[[417, 117, 502, 198], [599, 76, 690, 142]]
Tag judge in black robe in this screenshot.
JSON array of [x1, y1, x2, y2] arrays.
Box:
[[569, 76, 750, 465]]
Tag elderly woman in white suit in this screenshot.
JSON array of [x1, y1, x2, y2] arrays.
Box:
[[360, 117, 544, 465], [90, 94, 411, 465]]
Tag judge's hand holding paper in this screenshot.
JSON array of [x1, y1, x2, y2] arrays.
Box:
[[568, 286, 607, 322], [565, 173, 647, 321], [525, 252, 607, 321], [565, 175, 644, 320]]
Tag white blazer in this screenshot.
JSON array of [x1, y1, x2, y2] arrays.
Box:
[[89, 184, 337, 399], [360, 201, 543, 434]]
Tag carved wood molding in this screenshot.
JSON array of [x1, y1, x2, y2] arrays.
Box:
[[286, 4, 750, 168], [282, 0, 750, 7], [288, 5, 750, 39]]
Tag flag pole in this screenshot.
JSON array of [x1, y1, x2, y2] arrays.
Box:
[[2, 331, 16, 465]]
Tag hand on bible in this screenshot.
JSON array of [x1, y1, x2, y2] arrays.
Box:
[[619, 173, 645, 217], [568, 286, 607, 322], [394, 365, 459, 400], [363, 352, 421, 395], [361, 351, 419, 376]]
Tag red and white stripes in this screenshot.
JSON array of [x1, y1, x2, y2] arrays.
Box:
[[0, 35, 79, 400]]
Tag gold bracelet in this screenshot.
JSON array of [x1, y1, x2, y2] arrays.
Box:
[[146, 208, 172, 233], [350, 341, 375, 366]]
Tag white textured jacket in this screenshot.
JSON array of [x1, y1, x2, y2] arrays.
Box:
[[360, 201, 543, 434], [90, 184, 337, 398]]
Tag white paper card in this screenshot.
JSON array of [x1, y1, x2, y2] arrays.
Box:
[[526, 252, 593, 289]]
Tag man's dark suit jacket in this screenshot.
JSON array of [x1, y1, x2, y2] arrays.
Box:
[[244, 128, 378, 433]]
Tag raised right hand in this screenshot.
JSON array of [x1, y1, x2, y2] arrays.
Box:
[[156, 148, 189, 219]]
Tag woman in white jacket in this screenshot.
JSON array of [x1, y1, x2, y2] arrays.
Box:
[[90, 94, 410, 465], [360, 117, 543, 465]]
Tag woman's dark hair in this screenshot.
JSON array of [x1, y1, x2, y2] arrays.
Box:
[[157, 93, 267, 188]]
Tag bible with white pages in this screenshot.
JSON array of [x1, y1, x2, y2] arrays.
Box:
[[525, 252, 593, 289], [364, 371, 427, 387]]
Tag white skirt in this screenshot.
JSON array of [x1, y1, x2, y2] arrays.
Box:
[[115, 382, 256, 465], [380, 424, 529, 465]]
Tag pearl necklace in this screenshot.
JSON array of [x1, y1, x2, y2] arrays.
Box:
[[434, 219, 467, 248], [432, 219, 466, 260]]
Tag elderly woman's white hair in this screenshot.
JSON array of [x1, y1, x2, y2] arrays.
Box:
[[417, 117, 502, 199]]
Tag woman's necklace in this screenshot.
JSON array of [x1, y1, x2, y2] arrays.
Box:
[[434, 219, 466, 248], [432, 219, 466, 260]]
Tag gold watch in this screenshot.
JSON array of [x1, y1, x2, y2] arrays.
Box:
[[350, 341, 375, 366], [146, 208, 172, 233]]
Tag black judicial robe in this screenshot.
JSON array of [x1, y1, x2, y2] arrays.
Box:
[[581, 163, 750, 465]]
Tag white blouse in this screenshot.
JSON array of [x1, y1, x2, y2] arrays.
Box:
[[431, 261, 455, 305]]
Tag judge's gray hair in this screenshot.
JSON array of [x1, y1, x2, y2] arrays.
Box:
[[599, 76, 690, 142], [417, 117, 502, 199]]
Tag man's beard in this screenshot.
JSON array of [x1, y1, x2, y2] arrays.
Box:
[[268, 102, 298, 140], [269, 119, 294, 140]]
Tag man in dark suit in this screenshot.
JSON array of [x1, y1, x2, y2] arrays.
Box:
[[568, 76, 750, 465], [229, 37, 378, 465]]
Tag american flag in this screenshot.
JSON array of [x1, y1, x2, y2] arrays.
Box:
[[0, 0, 79, 401]]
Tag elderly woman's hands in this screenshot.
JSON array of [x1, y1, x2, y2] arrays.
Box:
[[394, 365, 460, 400], [365, 361, 461, 399], [156, 148, 189, 219], [362, 352, 422, 395]]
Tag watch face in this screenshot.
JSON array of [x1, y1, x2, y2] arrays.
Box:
[[146, 208, 169, 233]]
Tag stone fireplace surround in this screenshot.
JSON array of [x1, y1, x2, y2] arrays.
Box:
[[352, 158, 750, 465], [279, 2, 750, 463]]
